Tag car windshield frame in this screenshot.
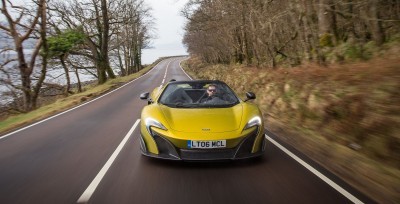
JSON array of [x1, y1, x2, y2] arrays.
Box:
[[158, 80, 240, 108]]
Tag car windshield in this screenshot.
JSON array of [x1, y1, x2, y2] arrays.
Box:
[[158, 81, 240, 108]]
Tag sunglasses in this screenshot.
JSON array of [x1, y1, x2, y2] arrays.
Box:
[[207, 89, 216, 92]]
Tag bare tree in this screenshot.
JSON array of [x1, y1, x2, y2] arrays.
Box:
[[0, 0, 48, 111], [112, 0, 154, 75]]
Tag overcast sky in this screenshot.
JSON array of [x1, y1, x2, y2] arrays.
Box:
[[145, 0, 188, 50], [141, 0, 189, 63]]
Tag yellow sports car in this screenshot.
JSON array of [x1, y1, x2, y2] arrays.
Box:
[[139, 80, 265, 160]]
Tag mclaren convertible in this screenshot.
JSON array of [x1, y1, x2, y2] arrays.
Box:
[[139, 80, 266, 160]]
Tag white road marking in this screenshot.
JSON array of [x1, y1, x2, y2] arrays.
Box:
[[158, 59, 172, 90], [179, 57, 193, 80], [77, 119, 141, 203], [0, 59, 167, 141], [265, 135, 364, 204], [163, 60, 171, 81]]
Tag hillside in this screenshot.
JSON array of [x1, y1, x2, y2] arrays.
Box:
[[182, 49, 400, 203]]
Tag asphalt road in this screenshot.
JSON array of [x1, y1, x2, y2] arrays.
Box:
[[0, 57, 374, 204]]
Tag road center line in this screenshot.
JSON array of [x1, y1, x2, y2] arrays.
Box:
[[164, 60, 170, 78], [77, 119, 141, 203], [265, 135, 363, 204], [158, 59, 172, 90]]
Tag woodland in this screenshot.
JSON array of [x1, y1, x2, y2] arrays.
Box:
[[182, 0, 399, 67]]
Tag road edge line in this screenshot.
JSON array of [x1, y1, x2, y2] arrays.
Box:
[[265, 134, 363, 204], [179, 57, 193, 80]]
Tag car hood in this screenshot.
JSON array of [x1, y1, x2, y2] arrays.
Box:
[[160, 105, 243, 133]]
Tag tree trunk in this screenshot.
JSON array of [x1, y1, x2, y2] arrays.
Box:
[[20, 69, 33, 111], [105, 62, 115, 79], [369, 0, 385, 46], [97, 59, 108, 84], [74, 67, 82, 93], [100, 0, 115, 80], [15, 30, 33, 111], [31, 0, 48, 110], [235, 28, 244, 64], [318, 0, 338, 46], [134, 44, 141, 72], [116, 45, 126, 76], [60, 55, 71, 95]]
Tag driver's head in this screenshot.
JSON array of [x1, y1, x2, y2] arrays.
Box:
[[207, 84, 217, 96]]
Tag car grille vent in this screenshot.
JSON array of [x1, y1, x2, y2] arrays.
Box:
[[235, 128, 259, 158], [153, 135, 179, 158], [180, 148, 236, 160]]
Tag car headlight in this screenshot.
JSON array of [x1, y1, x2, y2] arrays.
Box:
[[145, 118, 167, 136], [244, 116, 261, 130]]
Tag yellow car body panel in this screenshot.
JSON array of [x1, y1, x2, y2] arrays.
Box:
[[160, 105, 243, 133]]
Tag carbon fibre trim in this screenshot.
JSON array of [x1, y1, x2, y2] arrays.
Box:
[[153, 135, 180, 159], [139, 135, 147, 152], [234, 128, 259, 158]]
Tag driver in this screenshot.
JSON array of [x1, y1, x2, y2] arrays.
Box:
[[200, 84, 224, 103]]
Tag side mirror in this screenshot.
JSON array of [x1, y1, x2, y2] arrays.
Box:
[[140, 92, 150, 100], [244, 92, 256, 102], [140, 92, 154, 104]]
